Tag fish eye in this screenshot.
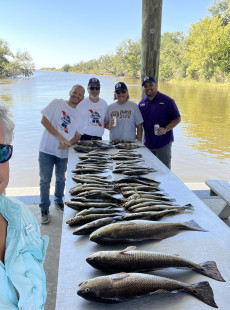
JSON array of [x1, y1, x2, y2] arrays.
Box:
[[97, 233, 101, 237], [85, 287, 90, 292]]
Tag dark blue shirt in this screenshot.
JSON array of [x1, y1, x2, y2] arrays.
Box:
[[138, 91, 180, 149]]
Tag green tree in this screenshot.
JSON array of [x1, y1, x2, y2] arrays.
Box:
[[62, 64, 71, 72], [208, 0, 230, 25], [4, 50, 35, 77], [185, 15, 230, 81], [159, 32, 187, 80], [0, 40, 11, 77]]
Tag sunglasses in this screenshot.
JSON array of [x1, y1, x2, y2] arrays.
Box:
[[89, 86, 100, 91], [115, 90, 126, 94], [0, 144, 13, 163]]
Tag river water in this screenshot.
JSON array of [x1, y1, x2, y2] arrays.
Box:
[[0, 70, 229, 188]]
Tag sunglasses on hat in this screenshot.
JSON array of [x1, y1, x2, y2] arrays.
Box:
[[0, 144, 13, 163], [89, 86, 100, 91]]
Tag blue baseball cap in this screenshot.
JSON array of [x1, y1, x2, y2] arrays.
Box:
[[115, 82, 127, 92], [88, 77, 100, 86], [142, 76, 156, 86]]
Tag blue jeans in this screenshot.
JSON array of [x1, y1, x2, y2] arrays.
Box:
[[39, 152, 68, 211]]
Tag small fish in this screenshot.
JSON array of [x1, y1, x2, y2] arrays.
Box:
[[122, 169, 155, 175], [66, 213, 122, 226], [65, 201, 118, 211], [134, 204, 194, 212], [77, 272, 218, 308], [72, 168, 105, 174], [84, 192, 125, 203], [115, 176, 160, 186], [89, 220, 208, 244], [127, 201, 175, 211], [115, 143, 141, 149], [73, 216, 123, 235], [76, 207, 125, 216], [86, 246, 225, 282], [110, 139, 135, 144], [121, 209, 184, 221]]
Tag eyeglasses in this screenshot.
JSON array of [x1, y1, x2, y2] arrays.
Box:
[[0, 144, 13, 163], [89, 86, 100, 91], [115, 90, 126, 94]]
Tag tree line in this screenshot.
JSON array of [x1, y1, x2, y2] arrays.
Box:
[[0, 40, 35, 78], [54, 0, 230, 83]]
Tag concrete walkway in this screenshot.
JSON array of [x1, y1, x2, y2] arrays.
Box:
[[5, 183, 230, 310]]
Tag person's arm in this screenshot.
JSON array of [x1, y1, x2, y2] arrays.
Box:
[[136, 123, 143, 142], [69, 131, 81, 146], [41, 116, 71, 148], [58, 131, 81, 149], [158, 116, 181, 135]]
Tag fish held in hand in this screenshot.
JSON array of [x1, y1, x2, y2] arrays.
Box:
[[89, 220, 208, 244], [86, 246, 225, 282], [77, 272, 218, 308]]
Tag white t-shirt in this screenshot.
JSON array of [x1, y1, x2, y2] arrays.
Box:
[[77, 97, 108, 137], [39, 99, 83, 158]]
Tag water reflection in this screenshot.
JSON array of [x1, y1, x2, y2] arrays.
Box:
[[0, 70, 229, 187], [159, 83, 230, 160]]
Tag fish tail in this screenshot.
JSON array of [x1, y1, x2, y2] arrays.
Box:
[[182, 203, 194, 211], [190, 281, 218, 308], [183, 220, 208, 232], [199, 261, 225, 282]]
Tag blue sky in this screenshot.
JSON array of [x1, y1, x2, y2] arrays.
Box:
[[0, 0, 214, 69]]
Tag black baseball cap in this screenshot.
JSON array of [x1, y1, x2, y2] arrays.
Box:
[[142, 76, 156, 86], [88, 77, 100, 86]]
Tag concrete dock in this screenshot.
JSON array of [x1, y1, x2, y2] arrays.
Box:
[[6, 183, 230, 310]]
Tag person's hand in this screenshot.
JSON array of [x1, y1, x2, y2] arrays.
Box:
[[58, 137, 71, 149], [108, 118, 115, 129], [157, 127, 168, 136]]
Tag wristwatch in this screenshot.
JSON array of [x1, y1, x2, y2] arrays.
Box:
[[164, 127, 169, 132]]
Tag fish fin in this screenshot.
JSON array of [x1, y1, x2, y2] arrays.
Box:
[[79, 280, 88, 287], [150, 289, 170, 295], [112, 273, 130, 281], [120, 246, 137, 254], [183, 220, 208, 232], [191, 281, 218, 308], [199, 261, 225, 282], [182, 203, 194, 210]]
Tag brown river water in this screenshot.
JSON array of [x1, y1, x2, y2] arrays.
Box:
[[0, 70, 229, 188]]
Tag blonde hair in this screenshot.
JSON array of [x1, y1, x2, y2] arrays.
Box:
[[0, 103, 15, 144]]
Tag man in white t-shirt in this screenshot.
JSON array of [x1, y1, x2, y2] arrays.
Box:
[[39, 84, 85, 224], [77, 77, 108, 140]]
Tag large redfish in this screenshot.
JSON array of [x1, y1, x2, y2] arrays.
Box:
[[77, 272, 218, 307]]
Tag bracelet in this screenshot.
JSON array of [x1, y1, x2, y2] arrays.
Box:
[[164, 127, 169, 132]]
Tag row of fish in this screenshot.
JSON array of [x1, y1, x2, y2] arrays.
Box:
[[64, 143, 223, 308]]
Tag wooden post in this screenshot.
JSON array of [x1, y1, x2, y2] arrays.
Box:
[[141, 0, 163, 95]]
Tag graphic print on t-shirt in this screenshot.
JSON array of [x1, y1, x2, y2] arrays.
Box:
[[111, 110, 132, 119], [57, 110, 75, 133], [88, 109, 103, 127]]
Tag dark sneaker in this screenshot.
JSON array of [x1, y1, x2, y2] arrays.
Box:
[[55, 202, 64, 212], [41, 210, 50, 224]]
